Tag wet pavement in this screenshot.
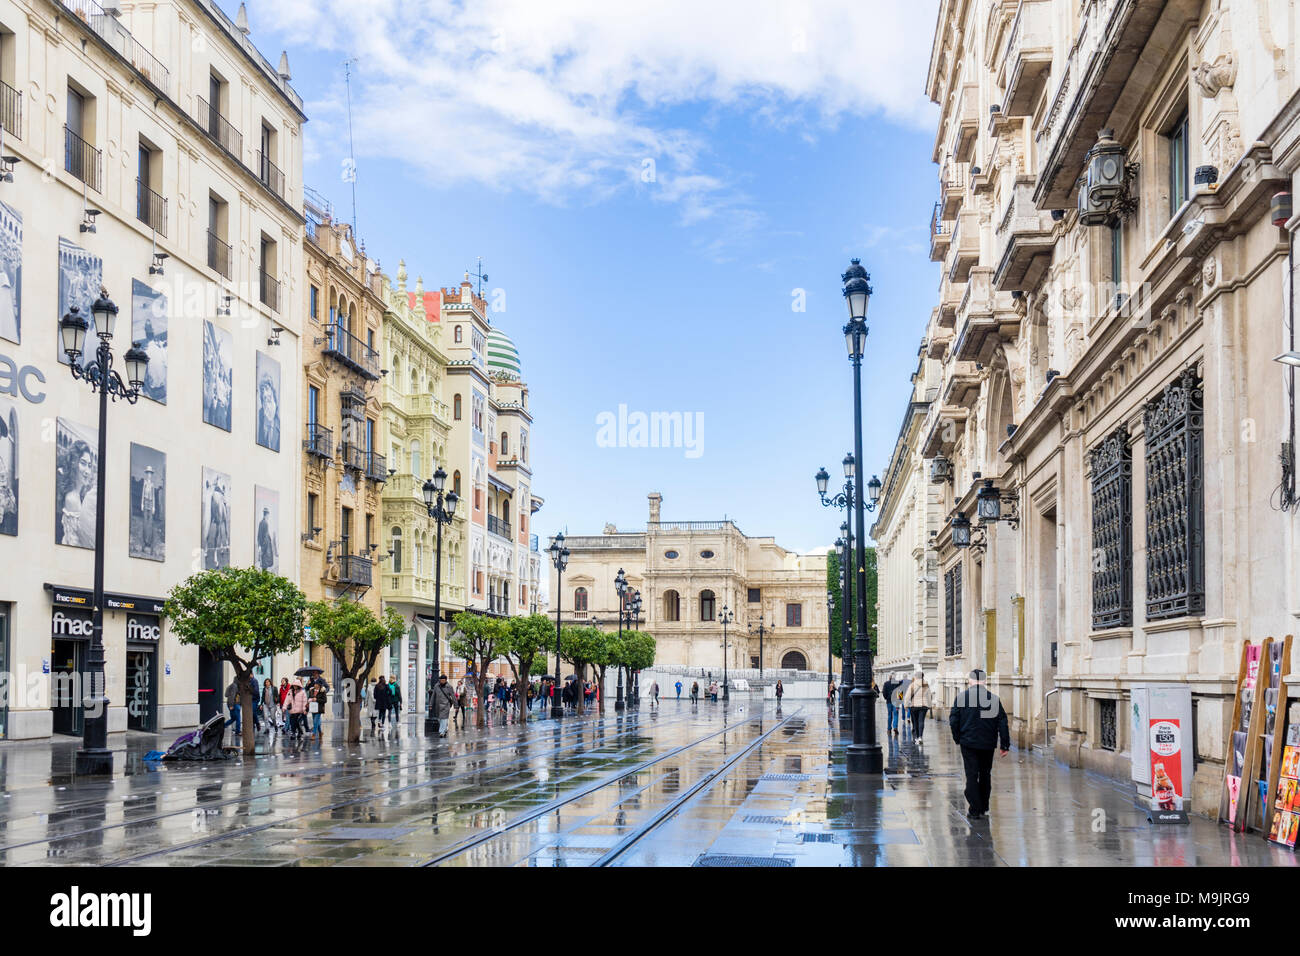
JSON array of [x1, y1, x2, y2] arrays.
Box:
[[0, 699, 1292, 866]]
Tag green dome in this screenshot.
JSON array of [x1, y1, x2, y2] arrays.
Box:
[[486, 328, 521, 380]]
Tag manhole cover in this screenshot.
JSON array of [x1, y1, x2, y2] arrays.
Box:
[[693, 854, 794, 867], [759, 773, 812, 782], [308, 827, 416, 841]]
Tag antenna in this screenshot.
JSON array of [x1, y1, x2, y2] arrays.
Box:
[[470, 256, 488, 299], [344, 57, 358, 235]]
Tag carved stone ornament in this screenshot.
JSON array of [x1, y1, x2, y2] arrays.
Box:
[[1193, 52, 1237, 97], [1202, 258, 1216, 288]]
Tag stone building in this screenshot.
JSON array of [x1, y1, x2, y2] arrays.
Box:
[[299, 186, 386, 694], [872, 0, 1300, 811], [0, 0, 304, 737], [561, 494, 829, 674]]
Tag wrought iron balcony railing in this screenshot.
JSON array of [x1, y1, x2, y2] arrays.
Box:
[[340, 440, 368, 472], [255, 149, 285, 199], [195, 96, 242, 160], [304, 422, 333, 459], [323, 322, 381, 380], [64, 125, 102, 191], [136, 178, 168, 237], [365, 450, 388, 483], [207, 229, 232, 279], [338, 554, 373, 587], [259, 268, 280, 312], [0, 79, 20, 139], [59, 0, 172, 97]]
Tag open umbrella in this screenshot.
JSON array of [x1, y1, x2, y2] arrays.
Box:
[[295, 665, 324, 677]]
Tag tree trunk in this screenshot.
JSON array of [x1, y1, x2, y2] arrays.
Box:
[[474, 669, 487, 728], [240, 688, 256, 755], [574, 662, 587, 716], [347, 698, 361, 743]]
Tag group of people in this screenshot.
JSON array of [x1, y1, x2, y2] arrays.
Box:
[[225, 674, 330, 741], [362, 675, 405, 735], [882, 672, 935, 741]]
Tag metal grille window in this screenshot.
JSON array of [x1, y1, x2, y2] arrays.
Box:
[[944, 566, 962, 656], [1144, 368, 1205, 620], [1090, 425, 1132, 629], [1098, 699, 1117, 751]]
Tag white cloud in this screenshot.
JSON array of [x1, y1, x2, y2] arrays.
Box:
[[248, 0, 938, 254]]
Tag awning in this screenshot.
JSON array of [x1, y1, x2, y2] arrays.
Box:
[[487, 473, 514, 495]]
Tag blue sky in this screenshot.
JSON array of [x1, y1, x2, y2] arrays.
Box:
[[228, 0, 942, 554]]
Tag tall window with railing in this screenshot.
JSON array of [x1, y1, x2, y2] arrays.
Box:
[[136, 141, 167, 237], [1090, 426, 1132, 629], [65, 86, 101, 191], [1144, 367, 1205, 620]]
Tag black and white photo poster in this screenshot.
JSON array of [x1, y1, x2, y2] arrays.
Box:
[[255, 350, 280, 452], [254, 485, 279, 573], [55, 417, 97, 549], [0, 398, 16, 536], [132, 279, 167, 404], [57, 237, 102, 369], [129, 443, 165, 561], [202, 320, 232, 431], [0, 199, 21, 345], [201, 465, 231, 569]]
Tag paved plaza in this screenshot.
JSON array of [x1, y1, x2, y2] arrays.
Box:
[[0, 699, 1291, 867]]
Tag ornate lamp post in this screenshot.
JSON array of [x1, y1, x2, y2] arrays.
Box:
[[625, 588, 642, 708], [748, 613, 774, 679], [818, 456, 857, 729], [842, 258, 884, 774], [826, 589, 835, 690], [614, 567, 627, 711], [59, 291, 149, 776], [547, 533, 570, 719], [421, 467, 459, 733], [718, 604, 734, 701]]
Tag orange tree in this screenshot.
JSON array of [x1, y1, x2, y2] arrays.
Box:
[[306, 599, 405, 742]]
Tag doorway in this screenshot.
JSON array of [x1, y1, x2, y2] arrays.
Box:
[[197, 646, 224, 722], [51, 639, 85, 736], [126, 645, 157, 732]]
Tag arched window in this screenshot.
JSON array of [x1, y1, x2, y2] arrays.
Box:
[[500, 431, 509, 456], [415, 532, 423, 575], [391, 526, 402, 574], [453, 470, 461, 495], [453, 394, 462, 420], [699, 589, 716, 621], [780, 650, 808, 671], [574, 587, 588, 612], [663, 589, 680, 622], [455, 325, 463, 343], [409, 439, 421, 479]]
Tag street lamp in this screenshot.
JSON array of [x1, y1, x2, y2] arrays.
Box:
[[748, 613, 774, 679], [614, 567, 627, 711], [718, 604, 734, 701], [421, 466, 459, 733], [624, 587, 643, 708], [826, 589, 836, 688], [842, 258, 883, 775], [817, 454, 857, 728], [547, 533, 569, 718], [59, 290, 148, 776]]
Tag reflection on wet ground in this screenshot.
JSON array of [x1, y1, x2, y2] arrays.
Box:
[[0, 699, 1290, 866]]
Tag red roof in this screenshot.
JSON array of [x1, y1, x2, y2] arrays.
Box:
[[406, 289, 442, 322]]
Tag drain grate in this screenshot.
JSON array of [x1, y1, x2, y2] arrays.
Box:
[[307, 826, 416, 841], [693, 854, 794, 867], [742, 814, 791, 824], [759, 773, 812, 782], [798, 832, 836, 843]]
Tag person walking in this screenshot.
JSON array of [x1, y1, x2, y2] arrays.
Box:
[[224, 677, 242, 736], [893, 676, 912, 735], [949, 669, 1011, 820], [828, 678, 837, 708], [389, 676, 403, 723], [882, 675, 899, 735], [430, 674, 456, 737], [374, 675, 392, 731], [284, 680, 308, 739], [775, 679, 784, 704], [455, 680, 468, 724], [690, 681, 699, 703], [903, 671, 932, 742], [308, 680, 328, 739], [261, 678, 279, 735], [651, 681, 660, 705], [675, 680, 683, 700]]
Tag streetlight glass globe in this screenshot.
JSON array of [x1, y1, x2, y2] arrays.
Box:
[[123, 342, 149, 389], [422, 477, 436, 509], [868, 475, 882, 505], [60, 307, 88, 361], [445, 490, 459, 517], [815, 467, 829, 496], [91, 290, 118, 341], [432, 466, 447, 494], [843, 453, 855, 479]]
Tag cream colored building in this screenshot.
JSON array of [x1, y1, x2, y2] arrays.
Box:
[[0, 0, 304, 737], [562, 494, 829, 674], [872, 0, 1300, 812]]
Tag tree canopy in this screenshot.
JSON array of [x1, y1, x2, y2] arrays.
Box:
[[305, 599, 405, 742]]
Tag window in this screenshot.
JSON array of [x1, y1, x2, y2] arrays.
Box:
[[700, 550, 714, 559], [747, 588, 761, 603], [1098, 699, 1118, 751], [454, 394, 462, 420], [455, 325, 463, 343], [786, 603, 802, 627], [1168, 110, 1189, 218], [574, 587, 588, 612], [475, 570, 483, 594], [309, 285, 319, 321], [410, 440, 421, 479], [664, 550, 679, 560], [307, 493, 318, 536], [520, 429, 528, 463], [944, 566, 962, 656], [65, 85, 99, 189], [340, 507, 353, 555], [365, 514, 373, 553], [699, 590, 716, 621], [1144, 368, 1205, 620], [500, 432, 509, 457], [1090, 426, 1132, 629], [207, 193, 230, 278], [1109, 221, 1122, 308], [136, 140, 165, 236], [259, 236, 279, 311], [663, 589, 680, 622], [453, 470, 461, 495], [308, 385, 319, 428], [366, 418, 375, 457], [391, 527, 402, 573]]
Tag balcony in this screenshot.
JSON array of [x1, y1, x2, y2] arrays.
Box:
[[487, 593, 511, 616], [59, 0, 172, 97], [404, 393, 452, 422], [926, 328, 954, 359], [255, 150, 285, 200], [381, 473, 424, 501], [259, 268, 280, 312], [304, 423, 333, 459], [993, 179, 1056, 292], [921, 404, 970, 458], [323, 322, 381, 380], [943, 361, 983, 408], [929, 203, 951, 262], [0, 79, 21, 139], [340, 441, 367, 473], [136, 179, 168, 237], [487, 514, 513, 540], [947, 208, 980, 282], [64, 125, 102, 192], [951, 83, 979, 163], [195, 96, 243, 161], [1003, 0, 1053, 117], [365, 450, 388, 483], [207, 229, 232, 279], [938, 279, 965, 329], [939, 160, 967, 219], [337, 554, 373, 588]]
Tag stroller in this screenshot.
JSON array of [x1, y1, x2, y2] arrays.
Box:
[[160, 714, 237, 761]]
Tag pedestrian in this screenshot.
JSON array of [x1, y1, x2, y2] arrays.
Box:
[[278, 677, 290, 711], [389, 676, 402, 722], [690, 681, 699, 702], [651, 681, 660, 705], [775, 679, 784, 703], [284, 680, 308, 738], [709, 681, 718, 702], [374, 674, 391, 730], [894, 676, 912, 735], [455, 679, 468, 723], [247, 674, 262, 731], [308, 680, 327, 739], [882, 675, 898, 734], [828, 678, 837, 707], [430, 673, 456, 737], [675, 680, 682, 700], [904, 671, 932, 742], [261, 678, 279, 734], [949, 669, 1010, 820], [224, 677, 242, 735]]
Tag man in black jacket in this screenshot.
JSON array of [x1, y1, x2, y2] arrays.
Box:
[[949, 669, 1010, 819], [882, 676, 899, 736]]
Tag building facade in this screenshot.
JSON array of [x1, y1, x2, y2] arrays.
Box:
[[299, 187, 386, 695], [0, 0, 303, 737], [872, 0, 1300, 811], [562, 494, 829, 674]]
